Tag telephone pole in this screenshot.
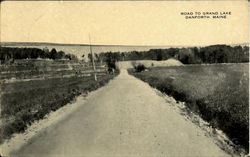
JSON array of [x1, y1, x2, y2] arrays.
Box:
[[89, 34, 97, 81]]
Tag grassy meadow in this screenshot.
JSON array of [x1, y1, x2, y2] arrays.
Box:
[[0, 69, 117, 143], [129, 63, 249, 150]]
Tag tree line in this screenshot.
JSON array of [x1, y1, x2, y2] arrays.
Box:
[[91, 45, 249, 64], [1, 44, 249, 65], [0, 47, 77, 62]]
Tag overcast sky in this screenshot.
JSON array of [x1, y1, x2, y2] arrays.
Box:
[[1, 1, 248, 46]]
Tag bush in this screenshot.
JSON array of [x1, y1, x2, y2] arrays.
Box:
[[134, 63, 146, 72]]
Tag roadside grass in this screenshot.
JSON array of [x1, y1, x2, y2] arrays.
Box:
[[128, 63, 249, 151], [0, 73, 117, 143]]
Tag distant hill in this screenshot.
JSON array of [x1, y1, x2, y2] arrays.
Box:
[[1, 42, 89, 47], [1, 41, 248, 48], [0, 42, 172, 47]]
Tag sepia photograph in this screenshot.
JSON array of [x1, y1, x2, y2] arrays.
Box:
[[0, 1, 249, 156]]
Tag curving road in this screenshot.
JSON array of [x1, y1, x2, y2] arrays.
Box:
[[11, 70, 229, 157]]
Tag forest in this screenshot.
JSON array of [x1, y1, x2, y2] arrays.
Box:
[[1, 44, 249, 65], [96, 45, 249, 64], [0, 47, 77, 63]]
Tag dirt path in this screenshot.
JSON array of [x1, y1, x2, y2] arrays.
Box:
[[10, 70, 229, 157]]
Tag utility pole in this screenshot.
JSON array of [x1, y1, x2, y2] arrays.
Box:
[[89, 34, 97, 81]]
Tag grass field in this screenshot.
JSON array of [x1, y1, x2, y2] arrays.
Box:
[[0, 59, 106, 80], [129, 63, 249, 151], [0, 73, 117, 143]]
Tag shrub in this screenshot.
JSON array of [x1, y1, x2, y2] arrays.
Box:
[[134, 63, 146, 72]]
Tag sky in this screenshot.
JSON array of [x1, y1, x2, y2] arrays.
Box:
[[1, 1, 249, 46]]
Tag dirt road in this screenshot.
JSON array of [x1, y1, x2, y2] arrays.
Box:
[[11, 70, 229, 157]]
